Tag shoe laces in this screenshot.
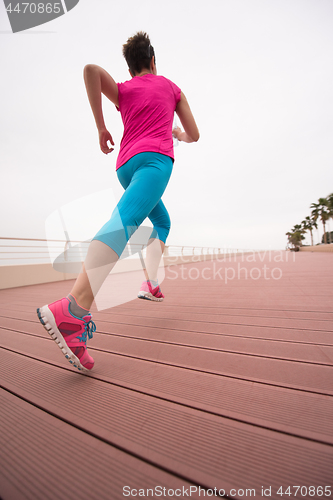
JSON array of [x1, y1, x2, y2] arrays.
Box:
[[85, 319, 96, 340], [78, 319, 96, 343]]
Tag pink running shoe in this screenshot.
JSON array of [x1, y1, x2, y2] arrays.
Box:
[[37, 297, 96, 371], [138, 280, 164, 302]]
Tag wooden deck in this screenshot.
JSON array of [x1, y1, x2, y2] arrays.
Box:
[[0, 251, 333, 500]]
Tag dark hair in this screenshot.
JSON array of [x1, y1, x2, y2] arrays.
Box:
[[122, 31, 155, 76]]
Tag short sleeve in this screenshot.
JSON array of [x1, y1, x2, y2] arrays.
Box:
[[115, 82, 122, 112], [169, 79, 181, 107]]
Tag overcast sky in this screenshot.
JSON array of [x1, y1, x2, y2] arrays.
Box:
[[1, 0, 333, 251]]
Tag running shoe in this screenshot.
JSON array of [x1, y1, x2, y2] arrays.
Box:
[[37, 297, 96, 371], [138, 280, 164, 302]]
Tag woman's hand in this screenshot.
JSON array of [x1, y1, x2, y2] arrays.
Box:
[[175, 92, 200, 143], [172, 126, 182, 141], [99, 128, 114, 154], [172, 125, 196, 144]]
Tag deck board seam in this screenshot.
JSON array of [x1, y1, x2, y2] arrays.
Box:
[[1, 344, 332, 397], [73, 318, 333, 334], [108, 305, 333, 314], [2, 309, 333, 324], [2, 326, 333, 366], [3, 320, 333, 347], [96, 311, 333, 324]]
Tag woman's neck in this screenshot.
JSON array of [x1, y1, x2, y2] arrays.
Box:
[[135, 70, 152, 77]]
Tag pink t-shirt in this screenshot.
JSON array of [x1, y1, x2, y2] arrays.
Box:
[[116, 74, 181, 170]]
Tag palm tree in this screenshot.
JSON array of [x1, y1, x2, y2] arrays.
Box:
[[310, 198, 331, 244], [326, 193, 333, 243], [301, 216, 317, 246], [286, 224, 305, 250], [327, 193, 333, 211], [310, 203, 320, 242]]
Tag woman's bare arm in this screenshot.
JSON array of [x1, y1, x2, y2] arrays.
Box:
[[174, 92, 200, 143], [83, 64, 119, 154]]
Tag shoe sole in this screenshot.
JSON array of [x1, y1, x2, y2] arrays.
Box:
[[137, 291, 164, 302], [37, 305, 88, 372]]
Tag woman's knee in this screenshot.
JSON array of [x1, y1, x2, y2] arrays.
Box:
[[149, 209, 171, 241], [153, 220, 171, 243]]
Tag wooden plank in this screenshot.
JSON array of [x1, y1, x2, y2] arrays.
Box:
[[2, 302, 333, 331], [2, 299, 333, 319]]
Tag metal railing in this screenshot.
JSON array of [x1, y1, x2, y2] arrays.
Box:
[[0, 237, 244, 267], [0, 237, 82, 265]]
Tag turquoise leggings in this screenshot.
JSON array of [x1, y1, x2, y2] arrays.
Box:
[[93, 152, 173, 256]]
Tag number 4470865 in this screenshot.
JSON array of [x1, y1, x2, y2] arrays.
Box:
[[277, 486, 331, 496], [6, 3, 61, 14]]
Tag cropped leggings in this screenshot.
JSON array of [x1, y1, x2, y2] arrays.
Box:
[[93, 152, 173, 257]]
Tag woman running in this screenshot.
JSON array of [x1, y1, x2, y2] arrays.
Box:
[[37, 32, 199, 372]]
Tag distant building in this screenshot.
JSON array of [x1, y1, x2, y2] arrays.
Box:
[[321, 231, 333, 244]]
